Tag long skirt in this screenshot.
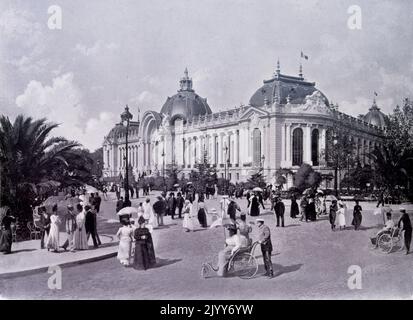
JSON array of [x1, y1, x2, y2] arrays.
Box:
[[183, 213, 194, 231], [46, 224, 60, 251], [133, 240, 156, 270], [290, 203, 299, 218], [198, 210, 207, 228], [352, 212, 362, 230], [0, 229, 12, 253], [337, 213, 346, 227], [250, 205, 260, 216], [74, 228, 88, 250], [117, 237, 132, 265]]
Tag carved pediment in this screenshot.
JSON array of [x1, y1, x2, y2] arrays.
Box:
[[239, 105, 269, 122], [291, 91, 332, 115]]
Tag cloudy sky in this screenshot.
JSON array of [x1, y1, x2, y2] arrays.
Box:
[[1, 0, 412, 150]]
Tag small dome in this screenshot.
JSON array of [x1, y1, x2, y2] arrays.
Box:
[[363, 100, 387, 128], [160, 68, 212, 122]]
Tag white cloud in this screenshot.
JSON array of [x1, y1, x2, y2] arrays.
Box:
[[74, 40, 119, 57], [15, 73, 116, 150]]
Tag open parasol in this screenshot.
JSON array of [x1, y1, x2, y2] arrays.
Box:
[[117, 206, 139, 216], [253, 187, 263, 192]]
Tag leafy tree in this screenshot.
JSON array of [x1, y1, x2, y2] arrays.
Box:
[[190, 150, 217, 194], [164, 162, 182, 191], [293, 163, 322, 193], [247, 168, 266, 189], [369, 98, 413, 200]]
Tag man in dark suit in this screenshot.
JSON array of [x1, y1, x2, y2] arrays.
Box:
[[95, 193, 102, 213], [167, 192, 177, 219], [176, 192, 185, 219], [85, 205, 99, 248], [38, 207, 51, 249], [257, 218, 273, 278], [274, 197, 285, 227]]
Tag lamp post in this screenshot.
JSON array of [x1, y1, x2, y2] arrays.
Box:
[[333, 132, 339, 197], [120, 105, 133, 207], [161, 148, 166, 194], [224, 144, 229, 195]]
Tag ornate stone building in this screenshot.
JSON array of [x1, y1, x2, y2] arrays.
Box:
[[102, 62, 386, 189]]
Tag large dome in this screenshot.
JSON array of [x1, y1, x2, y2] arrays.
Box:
[[160, 68, 212, 122], [249, 62, 329, 107], [363, 100, 387, 128]]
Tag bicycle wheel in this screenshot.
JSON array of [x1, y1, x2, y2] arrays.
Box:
[[378, 234, 393, 253], [232, 253, 258, 279]]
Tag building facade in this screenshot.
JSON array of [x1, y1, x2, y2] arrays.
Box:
[[102, 62, 386, 189]]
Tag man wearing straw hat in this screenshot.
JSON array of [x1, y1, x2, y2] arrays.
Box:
[[257, 218, 273, 278]]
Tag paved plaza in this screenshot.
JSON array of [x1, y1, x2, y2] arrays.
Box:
[[1, 192, 412, 300]]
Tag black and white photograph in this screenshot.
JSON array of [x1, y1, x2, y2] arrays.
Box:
[[0, 0, 413, 303]]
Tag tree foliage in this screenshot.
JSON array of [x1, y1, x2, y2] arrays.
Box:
[[293, 163, 322, 192], [247, 168, 267, 189], [190, 150, 217, 193], [0, 114, 90, 219]]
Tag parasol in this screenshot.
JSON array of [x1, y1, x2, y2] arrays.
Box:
[[325, 195, 338, 201], [173, 184, 180, 187], [85, 185, 99, 193], [253, 187, 263, 192], [117, 206, 139, 216]]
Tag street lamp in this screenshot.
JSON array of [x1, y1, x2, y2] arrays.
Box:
[[120, 105, 133, 207], [161, 148, 166, 194], [224, 144, 229, 195], [333, 132, 339, 197]]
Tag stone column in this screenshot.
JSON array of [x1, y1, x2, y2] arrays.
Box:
[[286, 124, 291, 166], [281, 123, 286, 166], [235, 130, 239, 165], [304, 125, 312, 165], [320, 127, 326, 166]]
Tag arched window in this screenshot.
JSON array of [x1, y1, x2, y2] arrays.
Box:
[[292, 128, 303, 166], [252, 128, 261, 166], [311, 129, 319, 166]]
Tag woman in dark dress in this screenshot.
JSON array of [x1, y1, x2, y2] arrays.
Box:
[[352, 200, 363, 230], [133, 216, 156, 270], [197, 202, 208, 228], [290, 196, 299, 219], [329, 200, 338, 231], [249, 194, 260, 216], [0, 207, 16, 254]]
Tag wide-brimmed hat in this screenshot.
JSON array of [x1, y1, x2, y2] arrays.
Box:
[[399, 207, 406, 212], [256, 218, 264, 223]]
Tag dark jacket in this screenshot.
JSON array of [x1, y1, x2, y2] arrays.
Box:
[[153, 199, 167, 215], [398, 213, 412, 231], [275, 201, 285, 216], [39, 214, 51, 231], [85, 210, 96, 233]]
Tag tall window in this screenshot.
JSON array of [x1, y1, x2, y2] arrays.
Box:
[[252, 128, 261, 166], [292, 128, 303, 166], [311, 129, 319, 166]]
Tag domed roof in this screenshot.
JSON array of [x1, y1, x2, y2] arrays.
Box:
[[249, 61, 329, 107], [160, 68, 212, 122], [363, 99, 387, 128]]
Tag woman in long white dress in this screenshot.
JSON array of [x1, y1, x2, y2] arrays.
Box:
[[182, 200, 194, 232], [116, 220, 133, 266], [337, 203, 346, 230], [142, 198, 156, 233], [74, 205, 88, 250], [46, 208, 60, 252]]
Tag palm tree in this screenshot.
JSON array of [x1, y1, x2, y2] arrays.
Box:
[[0, 114, 81, 219], [369, 145, 413, 194]]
